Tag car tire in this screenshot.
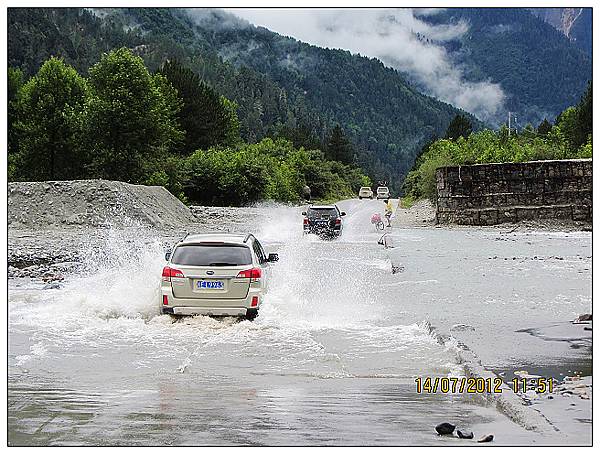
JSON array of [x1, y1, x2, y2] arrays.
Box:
[[246, 309, 258, 321], [359, 196, 362, 200]]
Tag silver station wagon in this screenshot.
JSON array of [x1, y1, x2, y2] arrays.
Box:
[[160, 233, 278, 320]]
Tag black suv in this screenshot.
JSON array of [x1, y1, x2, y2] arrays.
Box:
[[302, 205, 346, 238]]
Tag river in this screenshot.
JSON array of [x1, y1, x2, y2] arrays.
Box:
[[8, 200, 591, 445]]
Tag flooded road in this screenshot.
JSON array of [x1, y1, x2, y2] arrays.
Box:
[[8, 200, 591, 445]]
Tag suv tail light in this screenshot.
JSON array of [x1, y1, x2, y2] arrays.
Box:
[[237, 268, 262, 281], [303, 218, 309, 225], [335, 218, 342, 225], [162, 266, 184, 282]]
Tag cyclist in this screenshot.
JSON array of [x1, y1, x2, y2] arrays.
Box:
[[384, 199, 393, 226], [371, 212, 384, 231]]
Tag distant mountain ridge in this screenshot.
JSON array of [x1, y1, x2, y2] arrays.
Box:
[[419, 8, 591, 127], [529, 7, 592, 55], [218, 8, 591, 129], [7, 7, 592, 191], [8, 7, 476, 191]]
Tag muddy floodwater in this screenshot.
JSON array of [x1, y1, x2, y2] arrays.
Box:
[[8, 200, 592, 445]]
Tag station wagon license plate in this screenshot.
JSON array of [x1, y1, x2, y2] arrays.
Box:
[[196, 280, 224, 290]]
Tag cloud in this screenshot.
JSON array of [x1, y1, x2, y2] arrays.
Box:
[[225, 8, 505, 122]]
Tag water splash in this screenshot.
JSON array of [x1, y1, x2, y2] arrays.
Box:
[[9, 204, 461, 379]]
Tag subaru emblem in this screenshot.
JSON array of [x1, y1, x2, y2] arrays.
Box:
[[206, 270, 214, 275]]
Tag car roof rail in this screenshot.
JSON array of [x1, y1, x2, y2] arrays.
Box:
[[243, 233, 253, 243]]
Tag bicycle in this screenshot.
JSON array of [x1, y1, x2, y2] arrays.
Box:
[[371, 213, 385, 231], [384, 211, 392, 227]]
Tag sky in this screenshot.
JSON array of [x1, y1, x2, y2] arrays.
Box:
[[225, 8, 506, 122]]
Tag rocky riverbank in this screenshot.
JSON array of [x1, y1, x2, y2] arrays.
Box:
[[8, 180, 197, 229]]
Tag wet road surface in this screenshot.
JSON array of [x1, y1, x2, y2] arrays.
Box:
[[8, 200, 591, 445]]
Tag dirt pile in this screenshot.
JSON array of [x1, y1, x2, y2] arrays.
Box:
[[394, 199, 436, 226], [8, 180, 197, 229]]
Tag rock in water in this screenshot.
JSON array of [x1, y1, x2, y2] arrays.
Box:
[[573, 313, 592, 323], [43, 282, 62, 290], [477, 434, 494, 443], [391, 264, 405, 274], [450, 324, 475, 332], [457, 429, 474, 439], [435, 422, 456, 435]]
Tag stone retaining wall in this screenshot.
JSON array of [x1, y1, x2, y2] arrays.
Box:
[[435, 159, 592, 225]]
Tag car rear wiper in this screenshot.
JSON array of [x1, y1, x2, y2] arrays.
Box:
[[207, 262, 239, 266]]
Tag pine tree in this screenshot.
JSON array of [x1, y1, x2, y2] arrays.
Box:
[[536, 118, 552, 136], [275, 123, 323, 150], [573, 81, 592, 149], [8, 67, 24, 156], [157, 59, 239, 153], [444, 114, 473, 141], [325, 124, 354, 164]]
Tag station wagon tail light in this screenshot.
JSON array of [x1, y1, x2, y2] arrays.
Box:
[[237, 268, 262, 281], [162, 266, 184, 282], [251, 296, 259, 307], [163, 295, 169, 306]]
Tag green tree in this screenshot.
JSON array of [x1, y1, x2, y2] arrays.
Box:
[[573, 81, 592, 149], [180, 137, 367, 206], [556, 106, 578, 150], [220, 96, 241, 147], [536, 118, 552, 136], [157, 59, 240, 153], [325, 124, 354, 164], [411, 135, 438, 172], [444, 114, 473, 141], [85, 48, 183, 182], [275, 122, 323, 150], [13, 57, 88, 181], [8, 67, 24, 158]]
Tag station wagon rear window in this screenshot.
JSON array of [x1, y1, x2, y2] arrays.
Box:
[[171, 244, 252, 266], [308, 208, 338, 217]]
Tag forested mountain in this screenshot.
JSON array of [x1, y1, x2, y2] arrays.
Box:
[[8, 8, 591, 191], [8, 7, 477, 191], [7, 8, 311, 144], [421, 8, 591, 127], [529, 8, 592, 55], [179, 9, 477, 184]]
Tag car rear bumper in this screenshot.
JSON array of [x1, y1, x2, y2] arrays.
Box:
[[304, 227, 341, 235], [163, 306, 250, 316], [160, 288, 261, 316]]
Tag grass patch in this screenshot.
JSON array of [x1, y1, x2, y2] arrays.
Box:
[[399, 195, 416, 209]]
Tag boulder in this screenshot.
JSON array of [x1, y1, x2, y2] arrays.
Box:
[[477, 434, 494, 443], [435, 422, 456, 435], [457, 429, 474, 439]]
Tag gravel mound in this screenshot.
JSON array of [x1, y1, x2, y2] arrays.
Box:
[[394, 199, 436, 226], [8, 180, 197, 229]]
